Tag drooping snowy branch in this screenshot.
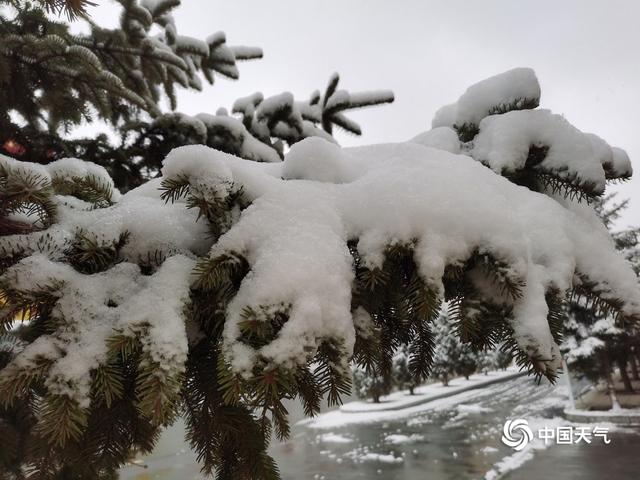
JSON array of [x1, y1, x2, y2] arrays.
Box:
[[1, 67, 638, 478]]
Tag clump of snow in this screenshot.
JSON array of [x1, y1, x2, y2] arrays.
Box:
[[472, 109, 617, 194], [457, 403, 493, 414], [432, 103, 457, 129], [162, 144, 235, 203], [2, 255, 194, 407], [47, 158, 120, 200], [410, 127, 461, 154], [195, 113, 282, 163], [344, 448, 404, 464], [282, 137, 357, 183], [256, 92, 297, 121], [0, 155, 120, 202], [481, 446, 499, 454], [609, 147, 633, 178], [317, 433, 353, 444], [434, 68, 540, 130], [384, 433, 424, 444]]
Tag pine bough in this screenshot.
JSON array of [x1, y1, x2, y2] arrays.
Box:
[[0, 68, 638, 478]]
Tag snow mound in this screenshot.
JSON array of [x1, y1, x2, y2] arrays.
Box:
[[410, 127, 461, 154], [282, 137, 357, 183]]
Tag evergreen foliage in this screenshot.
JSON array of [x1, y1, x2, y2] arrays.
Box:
[[1, 51, 638, 480], [0, 0, 393, 191], [455, 342, 477, 380], [351, 364, 390, 403], [492, 344, 513, 371], [430, 314, 459, 387], [391, 344, 418, 395], [561, 195, 640, 395]]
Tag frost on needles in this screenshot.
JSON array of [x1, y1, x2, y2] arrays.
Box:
[[1, 67, 639, 478]]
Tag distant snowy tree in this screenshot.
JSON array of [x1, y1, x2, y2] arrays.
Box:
[[455, 343, 477, 380], [430, 314, 458, 386], [2, 65, 640, 479], [0, 0, 393, 190], [475, 349, 493, 375], [392, 344, 418, 394], [492, 344, 513, 370], [561, 195, 640, 405], [352, 364, 390, 403]]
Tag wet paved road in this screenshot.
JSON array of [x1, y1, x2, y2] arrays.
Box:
[[120, 375, 640, 479]]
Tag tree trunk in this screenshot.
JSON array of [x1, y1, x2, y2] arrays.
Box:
[[631, 351, 640, 381], [442, 374, 448, 387], [464, 374, 469, 380], [618, 358, 634, 393], [409, 386, 415, 395], [601, 350, 621, 410], [373, 394, 380, 403]]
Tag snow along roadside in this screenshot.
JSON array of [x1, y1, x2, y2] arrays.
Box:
[[300, 368, 525, 429], [341, 368, 525, 413]]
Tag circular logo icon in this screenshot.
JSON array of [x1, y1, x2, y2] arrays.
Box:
[[501, 418, 533, 451]]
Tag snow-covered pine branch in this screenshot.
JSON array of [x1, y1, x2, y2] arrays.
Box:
[[1, 68, 638, 478], [0, 0, 262, 181]]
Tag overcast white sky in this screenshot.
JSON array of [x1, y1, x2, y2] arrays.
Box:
[[91, 0, 640, 226]]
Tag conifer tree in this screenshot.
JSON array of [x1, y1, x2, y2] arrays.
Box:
[[392, 344, 418, 394], [492, 344, 513, 371], [455, 343, 477, 380], [0, 0, 394, 190], [561, 195, 640, 396], [351, 364, 390, 403], [474, 349, 493, 375], [1, 63, 639, 480], [430, 314, 458, 386]]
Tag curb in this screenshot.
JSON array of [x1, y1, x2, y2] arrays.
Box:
[[563, 408, 640, 426]]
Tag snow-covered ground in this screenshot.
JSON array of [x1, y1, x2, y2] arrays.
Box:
[[340, 368, 523, 413]]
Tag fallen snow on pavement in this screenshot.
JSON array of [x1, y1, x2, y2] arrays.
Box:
[[304, 369, 521, 429], [316, 433, 353, 444], [384, 433, 425, 444]]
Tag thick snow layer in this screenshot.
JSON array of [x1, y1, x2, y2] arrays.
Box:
[[4, 122, 639, 400], [409, 127, 461, 154], [282, 137, 358, 183], [609, 147, 633, 178], [1, 155, 120, 202], [256, 92, 296, 120], [432, 103, 457, 129], [0, 173, 210, 270], [3, 254, 194, 407], [433, 68, 540, 129], [174, 139, 640, 376], [472, 109, 621, 193]]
